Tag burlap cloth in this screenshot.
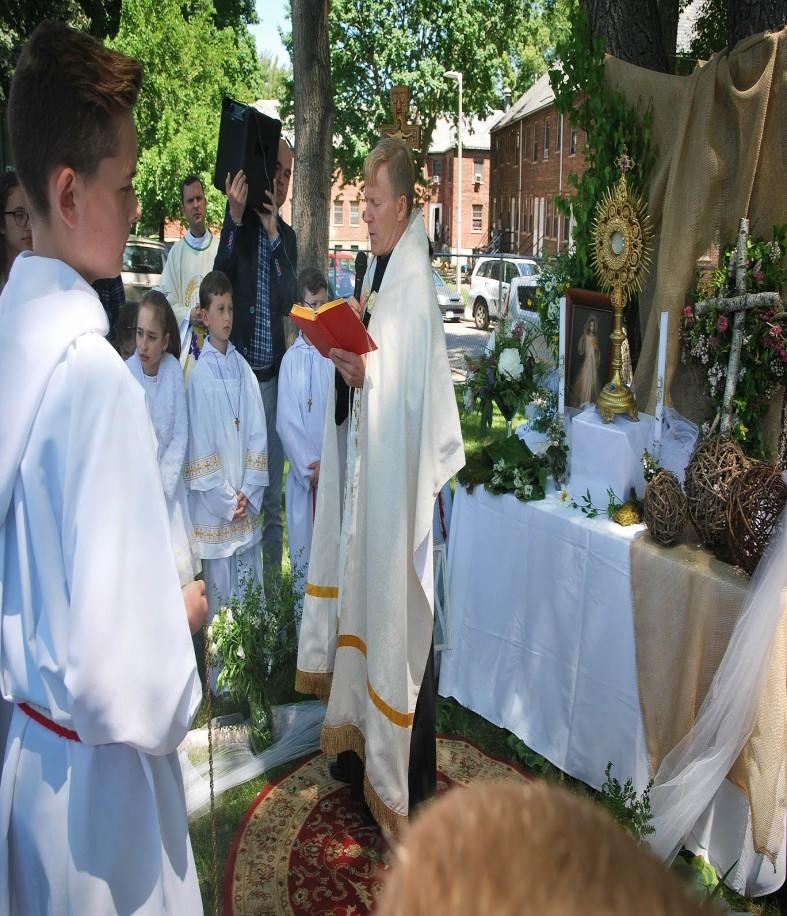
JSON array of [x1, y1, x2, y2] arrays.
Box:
[[631, 535, 787, 860], [604, 28, 787, 424]]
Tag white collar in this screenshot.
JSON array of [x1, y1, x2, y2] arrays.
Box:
[[184, 228, 213, 251]]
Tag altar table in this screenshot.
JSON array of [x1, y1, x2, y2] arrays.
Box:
[[438, 485, 785, 896]]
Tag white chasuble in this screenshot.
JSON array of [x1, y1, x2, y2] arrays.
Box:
[[157, 231, 217, 367], [0, 253, 203, 915], [185, 339, 268, 562], [296, 213, 465, 837], [276, 335, 334, 594], [127, 350, 201, 585]]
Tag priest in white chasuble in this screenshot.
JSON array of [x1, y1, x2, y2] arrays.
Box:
[[295, 137, 465, 838], [158, 175, 218, 371]]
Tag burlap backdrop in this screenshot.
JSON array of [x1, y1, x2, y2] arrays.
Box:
[[604, 28, 787, 421]]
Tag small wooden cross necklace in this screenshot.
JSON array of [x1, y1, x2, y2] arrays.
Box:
[[213, 349, 241, 431]]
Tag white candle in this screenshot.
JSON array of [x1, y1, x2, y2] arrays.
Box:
[[653, 310, 669, 458], [558, 296, 566, 416]]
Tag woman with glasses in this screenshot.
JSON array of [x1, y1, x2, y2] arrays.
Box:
[[0, 170, 33, 292]]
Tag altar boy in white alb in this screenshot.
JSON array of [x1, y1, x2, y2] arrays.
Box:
[[0, 22, 207, 915], [276, 268, 335, 600], [186, 270, 269, 620]]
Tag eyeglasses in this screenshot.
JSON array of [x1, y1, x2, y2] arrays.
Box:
[[3, 208, 29, 228]]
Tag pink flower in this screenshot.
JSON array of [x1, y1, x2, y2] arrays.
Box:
[[771, 324, 783, 337], [753, 269, 765, 283], [683, 305, 694, 322], [511, 321, 524, 341], [716, 315, 729, 333]]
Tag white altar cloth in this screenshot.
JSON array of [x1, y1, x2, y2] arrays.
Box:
[[438, 485, 785, 896]]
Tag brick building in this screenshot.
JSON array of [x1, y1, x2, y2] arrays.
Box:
[[489, 71, 586, 257]]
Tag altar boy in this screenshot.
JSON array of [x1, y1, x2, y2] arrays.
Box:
[[0, 21, 206, 914], [276, 268, 335, 606]]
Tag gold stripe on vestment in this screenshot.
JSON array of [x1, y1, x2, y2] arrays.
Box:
[[335, 634, 415, 728], [305, 582, 339, 598]]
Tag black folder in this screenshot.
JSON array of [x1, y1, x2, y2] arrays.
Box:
[[213, 97, 282, 211]]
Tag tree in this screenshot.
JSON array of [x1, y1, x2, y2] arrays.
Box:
[[110, 0, 262, 235], [260, 49, 290, 101], [291, 0, 333, 272], [0, 0, 121, 102], [585, 0, 786, 74], [322, 0, 567, 185]]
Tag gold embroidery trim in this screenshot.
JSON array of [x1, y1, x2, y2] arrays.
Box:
[[192, 514, 260, 544], [245, 451, 268, 471], [305, 583, 339, 598], [335, 634, 414, 728], [184, 453, 221, 481]]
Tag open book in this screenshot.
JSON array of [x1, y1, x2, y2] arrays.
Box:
[[289, 299, 378, 359]]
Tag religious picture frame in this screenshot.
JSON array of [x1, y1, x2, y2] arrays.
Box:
[[564, 288, 614, 410]]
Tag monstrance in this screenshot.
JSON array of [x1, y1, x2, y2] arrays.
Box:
[[592, 150, 652, 423]]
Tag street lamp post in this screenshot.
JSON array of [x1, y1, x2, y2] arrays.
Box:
[[444, 69, 463, 296]]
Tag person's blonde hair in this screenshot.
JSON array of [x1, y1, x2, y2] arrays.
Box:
[[364, 137, 415, 216], [376, 780, 705, 916]]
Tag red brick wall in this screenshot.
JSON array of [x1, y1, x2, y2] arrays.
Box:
[[426, 148, 491, 252], [489, 102, 586, 257]]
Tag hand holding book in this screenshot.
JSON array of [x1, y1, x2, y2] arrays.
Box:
[[289, 298, 377, 360]]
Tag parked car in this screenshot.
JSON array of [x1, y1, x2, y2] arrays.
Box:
[[468, 256, 540, 329], [504, 273, 542, 322], [121, 235, 168, 302], [327, 250, 358, 300], [433, 268, 463, 321]]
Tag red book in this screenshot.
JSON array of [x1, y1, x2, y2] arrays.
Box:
[[289, 299, 378, 359]]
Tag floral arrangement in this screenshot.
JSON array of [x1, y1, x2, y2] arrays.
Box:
[[682, 225, 787, 458], [486, 436, 549, 501], [534, 253, 574, 357], [463, 319, 548, 432], [207, 571, 300, 750], [641, 449, 660, 483]]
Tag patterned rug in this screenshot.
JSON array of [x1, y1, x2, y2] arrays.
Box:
[[224, 736, 529, 915]]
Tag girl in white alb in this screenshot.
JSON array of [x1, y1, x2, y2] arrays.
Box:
[[126, 290, 200, 585]]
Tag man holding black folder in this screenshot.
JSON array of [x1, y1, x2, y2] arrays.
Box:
[[296, 138, 464, 838], [214, 138, 297, 574]]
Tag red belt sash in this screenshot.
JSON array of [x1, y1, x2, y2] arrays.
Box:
[[19, 702, 81, 742]]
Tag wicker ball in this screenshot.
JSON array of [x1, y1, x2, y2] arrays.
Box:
[[643, 469, 688, 546], [684, 435, 748, 550], [727, 463, 787, 574]]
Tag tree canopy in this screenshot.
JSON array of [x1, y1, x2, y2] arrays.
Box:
[[110, 0, 263, 235], [315, 0, 570, 184]]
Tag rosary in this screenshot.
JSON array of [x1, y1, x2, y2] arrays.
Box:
[[213, 351, 241, 431]]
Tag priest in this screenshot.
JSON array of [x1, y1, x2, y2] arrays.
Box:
[[295, 137, 465, 837], [158, 174, 217, 371]]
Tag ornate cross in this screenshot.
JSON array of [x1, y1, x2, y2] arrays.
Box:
[[380, 85, 421, 150], [694, 217, 782, 435]]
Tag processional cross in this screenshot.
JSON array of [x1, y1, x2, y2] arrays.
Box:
[[380, 85, 421, 149], [694, 217, 782, 435]]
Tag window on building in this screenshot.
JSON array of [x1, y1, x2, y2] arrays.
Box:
[[473, 157, 484, 184], [570, 127, 577, 155], [349, 199, 360, 226], [556, 116, 562, 152], [510, 196, 517, 232], [545, 196, 553, 239], [544, 119, 551, 159], [472, 204, 483, 232], [562, 207, 571, 244], [532, 124, 539, 162], [432, 158, 442, 183], [333, 198, 344, 226], [553, 201, 561, 239]]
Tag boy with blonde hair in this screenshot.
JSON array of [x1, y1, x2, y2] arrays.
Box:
[[0, 21, 206, 914]]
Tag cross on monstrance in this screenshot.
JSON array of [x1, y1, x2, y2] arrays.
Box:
[[695, 216, 782, 435], [380, 85, 421, 149]]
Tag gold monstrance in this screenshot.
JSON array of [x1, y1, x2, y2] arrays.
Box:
[[592, 151, 652, 423]]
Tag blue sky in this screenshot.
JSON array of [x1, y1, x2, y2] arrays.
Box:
[[250, 0, 290, 65]]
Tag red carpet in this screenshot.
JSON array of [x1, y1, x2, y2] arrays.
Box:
[[224, 736, 529, 915]]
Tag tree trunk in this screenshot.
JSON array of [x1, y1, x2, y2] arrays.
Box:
[[656, 0, 679, 68], [584, 0, 671, 72], [728, 0, 787, 48], [291, 0, 333, 277]]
